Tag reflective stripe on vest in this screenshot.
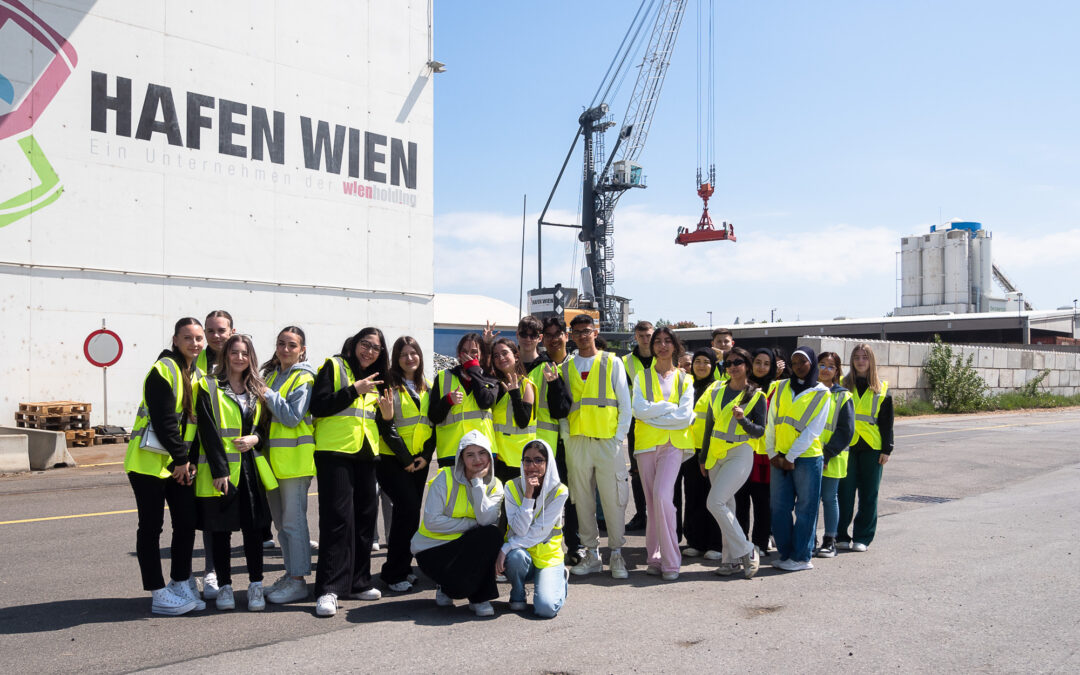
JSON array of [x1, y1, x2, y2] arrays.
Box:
[[416, 468, 474, 542], [379, 385, 429, 457], [528, 361, 561, 454], [505, 478, 565, 568], [772, 380, 828, 458], [124, 357, 197, 478], [562, 351, 620, 439]]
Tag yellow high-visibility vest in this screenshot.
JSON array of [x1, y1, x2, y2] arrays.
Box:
[[125, 357, 198, 478], [633, 366, 694, 451], [772, 380, 829, 458], [264, 368, 316, 479], [701, 383, 765, 469], [528, 361, 560, 454], [433, 370, 496, 460], [194, 377, 278, 497], [504, 479, 566, 568], [561, 351, 620, 439], [492, 379, 537, 468], [313, 357, 380, 455], [851, 381, 888, 450], [416, 468, 501, 541], [822, 389, 854, 479], [379, 382, 432, 458]]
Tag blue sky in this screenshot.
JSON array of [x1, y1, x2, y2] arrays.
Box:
[[431, 1, 1080, 325]]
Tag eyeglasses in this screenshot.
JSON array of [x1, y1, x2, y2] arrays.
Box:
[[570, 328, 594, 337], [819, 364, 836, 370], [357, 340, 381, 353], [543, 331, 564, 339], [722, 359, 746, 368], [521, 457, 547, 465], [517, 332, 540, 339]]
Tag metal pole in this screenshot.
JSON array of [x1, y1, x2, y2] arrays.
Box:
[[103, 366, 108, 426], [519, 194, 527, 319], [707, 310, 712, 327]]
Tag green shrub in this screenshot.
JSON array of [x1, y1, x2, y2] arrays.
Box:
[[1018, 368, 1051, 398], [923, 335, 987, 412], [894, 396, 936, 417]]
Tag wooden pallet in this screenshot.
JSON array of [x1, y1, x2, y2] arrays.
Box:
[[19, 401, 91, 415], [66, 429, 96, 447], [16, 414, 91, 431], [93, 433, 130, 446]]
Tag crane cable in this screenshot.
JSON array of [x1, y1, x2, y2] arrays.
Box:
[[590, 0, 657, 109], [696, 0, 716, 187]]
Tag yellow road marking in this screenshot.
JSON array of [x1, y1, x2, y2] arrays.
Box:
[[0, 508, 138, 525], [77, 461, 124, 468], [897, 418, 1077, 439], [0, 492, 319, 526]]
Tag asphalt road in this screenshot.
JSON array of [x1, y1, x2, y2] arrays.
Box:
[[1, 408, 1077, 673]]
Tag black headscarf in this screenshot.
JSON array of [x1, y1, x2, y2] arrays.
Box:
[[789, 346, 819, 396], [691, 348, 717, 402], [748, 347, 777, 391]]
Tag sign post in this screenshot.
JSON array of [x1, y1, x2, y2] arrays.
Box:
[[83, 320, 123, 425]]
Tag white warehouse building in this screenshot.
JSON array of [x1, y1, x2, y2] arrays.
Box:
[[0, 2, 435, 426]]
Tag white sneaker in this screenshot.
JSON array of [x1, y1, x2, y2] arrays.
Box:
[[371, 541, 381, 552], [247, 581, 265, 611], [150, 587, 197, 616], [646, 565, 661, 577], [262, 538, 276, 549], [310, 540, 319, 551], [202, 571, 219, 600], [215, 584, 235, 610], [315, 592, 338, 617], [836, 541, 852, 550], [778, 559, 814, 571], [495, 573, 508, 583], [435, 586, 453, 607], [682, 547, 702, 557], [469, 601, 494, 617], [570, 549, 602, 576], [704, 550, 722, 561], [351, 587, 382, 601], [714, 562, 743, 576], [771, 558, 790, 570], [609, 550, 628, 580], [509, 591, 529, 611], [167, 579, 206, 611], [388, 580, 412, 593], [267, 574, 290, 594], [742, 547, 760, 579], [267, 577, 309, 604], [662, 571, 679, 581], [851, 542, 868, 552]]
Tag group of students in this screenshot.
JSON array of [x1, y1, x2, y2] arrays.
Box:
[[125, 311, 893, 620]]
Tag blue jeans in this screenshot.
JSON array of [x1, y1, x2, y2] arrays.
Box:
[[820, 476, 839, 538], [505, 548, 567, 619], [770, 455, 823, 563]]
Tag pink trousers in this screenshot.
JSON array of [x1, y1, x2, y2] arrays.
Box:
[[637, 444, 685, 573]]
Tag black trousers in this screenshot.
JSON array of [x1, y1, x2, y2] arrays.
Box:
[[210, 528, 263, 587], [415, 525, 502, 603], [735, 479, 771, 550], [128, 471, 196, 591], [375, 458, 426, 584], [680, 459, 723, 551], [554, 441, 580, 552], [314, 452, 378, 596]]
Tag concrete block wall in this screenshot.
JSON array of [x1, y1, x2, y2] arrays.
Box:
[[799, 336, 1080, 402]]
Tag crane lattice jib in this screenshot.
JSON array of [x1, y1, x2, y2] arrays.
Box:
[[616, 0, 688, 167]]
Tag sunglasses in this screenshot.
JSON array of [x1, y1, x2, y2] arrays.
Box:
[[722, 359, 747, 368], [517, 332, 540, 339]]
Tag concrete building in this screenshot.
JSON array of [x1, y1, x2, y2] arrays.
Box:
[[0, 2, 434, 426], [433, 293, 520, 356]]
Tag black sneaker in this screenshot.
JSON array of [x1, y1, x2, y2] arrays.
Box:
[[625, 514, 647, 532], [815, 536, 837, 559]]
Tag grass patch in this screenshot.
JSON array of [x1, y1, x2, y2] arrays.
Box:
[[895, 397, 937, 417], [895, 392, 1080, 416]]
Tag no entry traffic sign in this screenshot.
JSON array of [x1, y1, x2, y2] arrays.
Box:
[[84, 328, 123, 368]]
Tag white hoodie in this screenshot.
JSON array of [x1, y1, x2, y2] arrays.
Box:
[[501, 438, 568, 557], [410, 429, 504, 555]]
